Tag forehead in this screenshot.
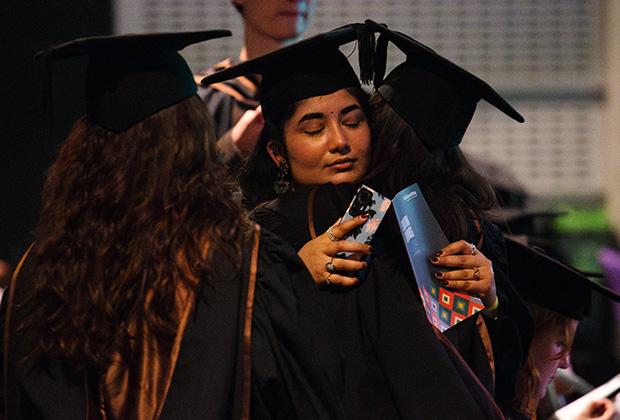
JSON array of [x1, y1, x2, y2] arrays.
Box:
[[290, 89, 361, 116]]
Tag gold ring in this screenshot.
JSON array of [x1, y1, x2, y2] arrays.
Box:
[[473, 266, 480, 280], [326, 227, 338, 242]]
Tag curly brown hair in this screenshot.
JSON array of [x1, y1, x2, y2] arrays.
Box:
[[19, 95, 250, 372]]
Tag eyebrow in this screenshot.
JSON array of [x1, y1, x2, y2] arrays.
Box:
[[340, 104, 362, 116], [298, 112, 324, 124], [297, 104, 363, 125]]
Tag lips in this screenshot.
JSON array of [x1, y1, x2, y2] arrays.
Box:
[[326, 157, 356, 171], [278, 11, 306, 19]]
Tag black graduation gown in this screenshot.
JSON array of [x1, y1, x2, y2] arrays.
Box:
[[251, 184, 506, 419], [0, 228, 344, 420]]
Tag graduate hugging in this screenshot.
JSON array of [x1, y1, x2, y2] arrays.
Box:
[[2, 18, 618, 420]]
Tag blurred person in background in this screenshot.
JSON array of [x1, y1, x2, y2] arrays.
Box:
[[506, 238, 620, 420], [197, 0, 317, 170]]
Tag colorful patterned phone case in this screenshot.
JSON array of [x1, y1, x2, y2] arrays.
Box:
[[338, 184, 392, 258]]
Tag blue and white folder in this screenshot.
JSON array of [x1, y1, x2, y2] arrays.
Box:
[[392, 183, 484, 332]]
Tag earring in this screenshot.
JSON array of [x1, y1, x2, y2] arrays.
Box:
[[273, 161, 291, 195]]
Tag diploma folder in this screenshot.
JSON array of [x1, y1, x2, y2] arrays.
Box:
[[392, 183, 485, 332]]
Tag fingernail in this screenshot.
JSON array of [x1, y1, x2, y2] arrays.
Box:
[[434, 271, 443, 278], [363, 262, 369, 268], [435, 250, 443, 257], [440, 280, 448, 287], [361, 213, 369, 219], [431, 257, 439, 263], [368, 246, 373, 253]]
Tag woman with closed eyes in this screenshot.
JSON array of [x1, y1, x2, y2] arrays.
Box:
[[202, 24, 505, 419]]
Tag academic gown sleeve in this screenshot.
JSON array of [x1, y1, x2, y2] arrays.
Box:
[[0, 248, 88, 420], [250, 229, 346, 420], [476, 220, 533, 406], [251, 186, 505, 419]]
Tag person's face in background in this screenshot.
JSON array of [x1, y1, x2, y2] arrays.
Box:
[[233, 0, 316, 42], [268, 88, 371, 187], [530, 319, 579, 400]]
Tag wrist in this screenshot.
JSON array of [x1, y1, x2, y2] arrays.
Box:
[[483, 295, 500, 319]]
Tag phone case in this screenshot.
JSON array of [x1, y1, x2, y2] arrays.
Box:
[[338, 184, 392, 258]]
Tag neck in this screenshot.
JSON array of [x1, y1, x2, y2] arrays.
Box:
[[240, 25, 297, 61]]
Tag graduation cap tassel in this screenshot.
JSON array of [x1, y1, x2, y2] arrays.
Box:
[[373, 33, 389, 86], [354, 24, 375, 85]]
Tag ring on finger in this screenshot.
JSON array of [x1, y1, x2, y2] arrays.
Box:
[[325, 258, 336, 273], [472, 266, 480, 280], [325, 273, 333, 285], [470, 243, 478, 255], [326, 227, 338, 242]]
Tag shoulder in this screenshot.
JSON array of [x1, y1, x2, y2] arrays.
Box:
[[196, 57, 258, 103], [251, 201, 287, 233], [257, 227, 303, 270], [194, 57, 234, 82]]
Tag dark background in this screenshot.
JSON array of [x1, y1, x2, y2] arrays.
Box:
[[1, 0, 112, 265]]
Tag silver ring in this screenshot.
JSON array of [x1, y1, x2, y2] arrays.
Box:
[[325, 273, 332, 285], [325, 260, 336, 273], [470, 243, 478, 255], [473, 266, 480, 280], [326, 227, 338, 242]]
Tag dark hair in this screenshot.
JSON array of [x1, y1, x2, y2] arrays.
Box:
[[365, 92, 497, 241], [19, 95, 250, 372], [239, 86, 371, 209]]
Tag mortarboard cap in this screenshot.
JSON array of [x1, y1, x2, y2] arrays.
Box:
[[505, 237, 620, 320], [36, 30, 231, 133], [200, 24, 373, 123], [365, 19, 524, 151]]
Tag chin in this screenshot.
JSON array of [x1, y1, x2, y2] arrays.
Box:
[[329, 174, 362, 185], [268, 23, 304, 41], [538, 387, 548, 400]]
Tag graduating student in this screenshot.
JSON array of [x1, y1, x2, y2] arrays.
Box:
[[0, 31, 346, 420], [203, 24, 506, 419], [505, 238, 620, 420], [356, 19, 534, 403]]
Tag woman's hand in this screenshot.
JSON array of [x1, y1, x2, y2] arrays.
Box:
[[429, 240, 497, 307], [298, 215, 372, 287], [575, 398, 617, 420]]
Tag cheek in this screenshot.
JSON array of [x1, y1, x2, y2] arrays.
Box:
[[352, 126, 372, 166], [285, 135, 324, 169]]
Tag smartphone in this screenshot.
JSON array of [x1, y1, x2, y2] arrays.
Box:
[[337, 184, 391, 259]]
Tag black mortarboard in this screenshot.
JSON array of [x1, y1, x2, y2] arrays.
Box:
[[366, 19, 524, 151], [36, 30, 231, 133], [505, 237, 620, 320], [200, 24, 373, 123]]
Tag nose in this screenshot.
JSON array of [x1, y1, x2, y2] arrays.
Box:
[[328, 123, 351, 154], [558, 352, 571, 370]]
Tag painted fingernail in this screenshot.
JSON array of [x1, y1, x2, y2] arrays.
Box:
[[435, 250, 443, 257], [440, 280, 449, 287], [434, 271, 443, 278], [361, 213, 370, 219], [368, 246, 373, 253], [431, 257, 439, 263]]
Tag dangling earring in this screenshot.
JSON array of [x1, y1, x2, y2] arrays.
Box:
[[273, 161, 291, 195]]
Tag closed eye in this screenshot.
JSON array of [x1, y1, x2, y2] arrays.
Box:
[[304, 126, 324, 135]]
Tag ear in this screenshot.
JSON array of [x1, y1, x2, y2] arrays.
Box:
[[267, 140, 285, 167]]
